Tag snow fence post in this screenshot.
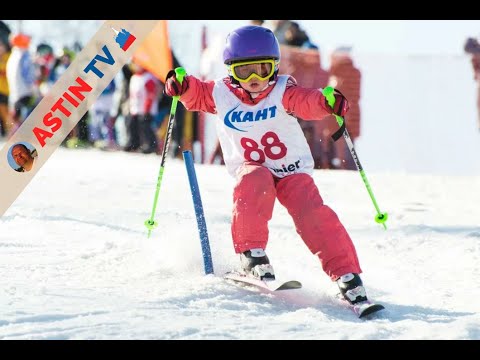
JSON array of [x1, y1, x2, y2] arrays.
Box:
[[183, 150, 214, 275]]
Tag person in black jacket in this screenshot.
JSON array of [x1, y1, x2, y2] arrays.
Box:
[[465, 37, 480, 131]]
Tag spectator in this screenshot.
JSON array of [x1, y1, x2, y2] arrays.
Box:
[[0, 36, 11, 137], [269, 20, 295, 45], [33, 43, 55, 99], [109, 65, 132, 148], [124, 62, 161, 154], [0, 21, 11, 49], [49, 47, 74, 84], [249, 20, 265, 26], [277, 28, 329, 169], [89, 78, 117, 149], [327, 47, 361, 170], [50, 47, 91, 149], [465, 37, 480, 131], [6, 33, 35, 132], [284, 21, 319, 50]]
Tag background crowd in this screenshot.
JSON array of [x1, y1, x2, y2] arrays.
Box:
[[0, 20, 362, 170]]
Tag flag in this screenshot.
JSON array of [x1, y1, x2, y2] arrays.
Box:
[[113, 28, 136, 51], [132, 20, 172, 82]]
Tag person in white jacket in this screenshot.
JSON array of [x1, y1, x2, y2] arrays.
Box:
[[6, 33, 34, 132]]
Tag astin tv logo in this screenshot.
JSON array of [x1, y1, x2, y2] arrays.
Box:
[[224, 105, 277, 132], [112, 27, 136, 51]]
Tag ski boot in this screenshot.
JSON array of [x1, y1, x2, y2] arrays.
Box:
[[240, 249, 275, 281], [337, 273, 368, 305]]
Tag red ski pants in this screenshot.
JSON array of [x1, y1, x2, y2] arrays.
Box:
[[231, 162, 362, 281]]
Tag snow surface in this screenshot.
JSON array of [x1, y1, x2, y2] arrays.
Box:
[[1, 144, 480, 339]]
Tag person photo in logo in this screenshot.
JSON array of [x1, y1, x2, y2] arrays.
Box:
[[8, 142, 37, 172]]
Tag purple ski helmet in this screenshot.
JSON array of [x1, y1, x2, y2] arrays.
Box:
[[223, 25, 280, 65]]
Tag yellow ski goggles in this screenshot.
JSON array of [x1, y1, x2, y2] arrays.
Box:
[[229, 59, 277, 83]]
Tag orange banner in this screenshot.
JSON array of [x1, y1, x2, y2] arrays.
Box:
[[132, 20, 172, 82]]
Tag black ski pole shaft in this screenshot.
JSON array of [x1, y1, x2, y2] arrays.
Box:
[[322, 86, 388, 229], [144, 67, 187, 238]]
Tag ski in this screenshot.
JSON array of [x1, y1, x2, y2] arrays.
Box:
[[337, 295, 385, 319], [224, 271, 302, 292], [224, 271, 384, 319], [352, 301, 385, 319]]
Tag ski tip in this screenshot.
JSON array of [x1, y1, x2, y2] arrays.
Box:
[[224, 271, 302, 291], [358, 303, 385, 318], [275, 280, 302, 290]]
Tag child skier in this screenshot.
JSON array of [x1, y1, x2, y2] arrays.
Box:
[[164, 25, 368, 305]]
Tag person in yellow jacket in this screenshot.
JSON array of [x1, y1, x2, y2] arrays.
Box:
[[0, 37, 10, 137]]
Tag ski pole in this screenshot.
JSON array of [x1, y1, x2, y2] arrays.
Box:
[[145, 67, 187, 238], [322, 86, 388, 230]]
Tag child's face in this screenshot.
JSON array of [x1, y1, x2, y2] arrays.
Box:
[[239, 77, 270, 93]]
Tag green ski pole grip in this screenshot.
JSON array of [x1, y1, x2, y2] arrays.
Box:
[[170, 67, 187, 114], [175, 67, 186, 85], [322, 86, 336, 108], [322, 86, 344, 127]]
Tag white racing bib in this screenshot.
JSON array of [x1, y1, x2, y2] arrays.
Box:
[[213, 75, 314, 178]]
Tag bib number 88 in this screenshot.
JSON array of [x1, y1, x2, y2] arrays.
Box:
[[240, 131, 287, 163]]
